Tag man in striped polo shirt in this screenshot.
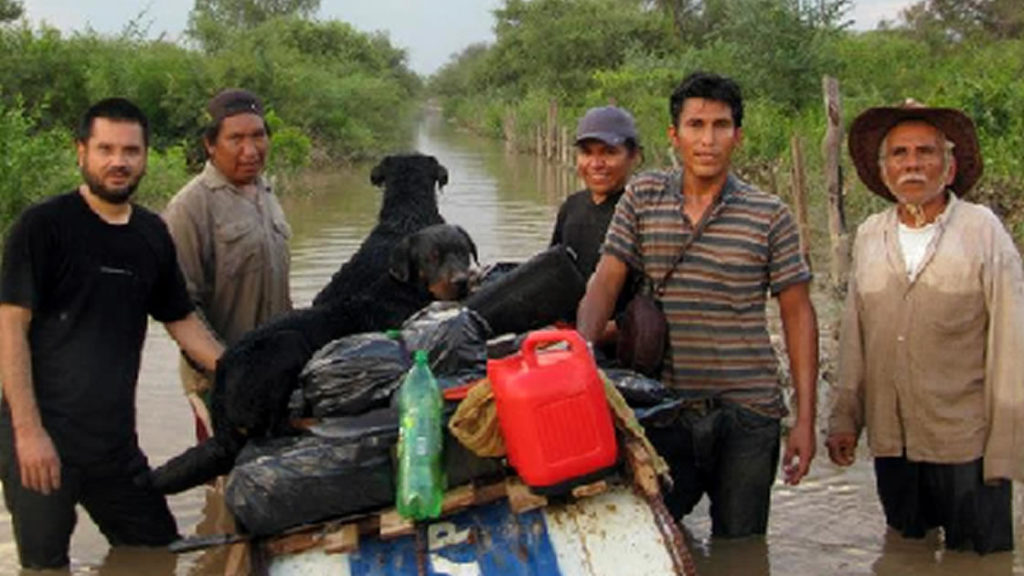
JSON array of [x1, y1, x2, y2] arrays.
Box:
[[578, 72, 818, 538]]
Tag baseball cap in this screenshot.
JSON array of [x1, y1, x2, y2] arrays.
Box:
[[207, 89, 264, 124], [575, 106, 638, 147]]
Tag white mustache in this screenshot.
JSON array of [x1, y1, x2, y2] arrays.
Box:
[[897, 173, 927, 185]]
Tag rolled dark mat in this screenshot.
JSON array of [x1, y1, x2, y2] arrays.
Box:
[[464, 245, 585, 337]]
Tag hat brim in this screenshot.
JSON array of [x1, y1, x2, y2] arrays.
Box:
[[574, 132, 627, 147], [848, 107, 983, 202]]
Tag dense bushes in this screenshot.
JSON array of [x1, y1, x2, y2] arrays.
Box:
[[0, 12, 420, 231]]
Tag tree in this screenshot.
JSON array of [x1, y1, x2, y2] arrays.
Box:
[[0, 0, 23, 23], [899, 0, 1023, 41], [187, 0, 320, 51], [192, 0, 319, 28]]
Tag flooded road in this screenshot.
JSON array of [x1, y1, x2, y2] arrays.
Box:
[[1, 109, 1022, 575]]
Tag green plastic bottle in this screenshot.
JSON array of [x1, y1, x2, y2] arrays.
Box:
[[396, 349, 445, 520]]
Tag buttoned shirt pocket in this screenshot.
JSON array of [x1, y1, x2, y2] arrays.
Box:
[[215, 218, 261, 278]]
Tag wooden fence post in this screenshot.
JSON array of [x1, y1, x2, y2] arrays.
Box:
[[503, 112, 517, 153], [822, 75, 848, 292], [790, 135, 811, 269], [546, 99, 559, 160]]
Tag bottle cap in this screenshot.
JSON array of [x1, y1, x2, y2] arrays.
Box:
[[413, 349, 429, 364]]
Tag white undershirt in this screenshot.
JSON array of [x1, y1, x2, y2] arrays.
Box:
[[898, 221, 938, 280]]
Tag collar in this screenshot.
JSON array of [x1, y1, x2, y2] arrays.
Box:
[[883, 192, 960, 285], [199, 161, 270, 194], [885, 190, 959, 231], [670, 169, 740, 206], [589, 187, 626, 206]]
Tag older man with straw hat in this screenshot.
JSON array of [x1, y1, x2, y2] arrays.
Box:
[[826, 100, 1024, 554]]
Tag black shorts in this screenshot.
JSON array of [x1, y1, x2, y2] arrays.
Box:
[[874, 455, 1012, 555]]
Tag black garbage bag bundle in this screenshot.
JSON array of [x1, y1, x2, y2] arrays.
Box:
[[602, 368, 671, 407], [224, 411, 396, 536], [299, 333, 409, 418], [399, 302, 489, 385], [464, 245, 585, 337], [225, 407, 505, 536], [312, 406, 506, 487], [601, 368, 693, 427], [299, 304, 490, 417]]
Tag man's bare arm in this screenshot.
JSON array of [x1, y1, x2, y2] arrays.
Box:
[[577, 254, 629, 343], [164, 312, 224, 374], [0, 304, 61, 494], [777, 281, 819, 485]]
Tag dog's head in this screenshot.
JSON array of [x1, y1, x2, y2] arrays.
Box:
[[389, 224, 478, 301], [370, 154, 448, 194]]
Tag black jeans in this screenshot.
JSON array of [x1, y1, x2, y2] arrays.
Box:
[[645, 400, 781, 538], [875, 455, 1012, 555], [0, 423, 179, 569]]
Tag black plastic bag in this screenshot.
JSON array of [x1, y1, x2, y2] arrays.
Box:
[[400, 302, 489, 384], [225, 426, 396, 536], [299, 333, 408, 418], [225, 407, 505, 535], [602, 368, 670, 407], [313, 406, 505, 487]]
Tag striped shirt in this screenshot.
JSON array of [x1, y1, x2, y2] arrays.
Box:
[[603, 169, 811, 416]]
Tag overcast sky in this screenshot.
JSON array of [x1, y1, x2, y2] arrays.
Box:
[[19, 0, 914, 76]]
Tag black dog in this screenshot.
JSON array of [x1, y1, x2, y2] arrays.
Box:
[[313, 154, 447, 307], [149, 224, 477, 494]]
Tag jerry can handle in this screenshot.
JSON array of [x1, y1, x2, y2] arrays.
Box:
[[521, 329, 588, 367]]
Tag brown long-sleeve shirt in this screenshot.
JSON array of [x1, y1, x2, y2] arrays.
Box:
[[829, 195, 1024, 482], [163, 162, 292, 346]]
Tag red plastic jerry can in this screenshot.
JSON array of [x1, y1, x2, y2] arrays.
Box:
[[487, 329, 618, 490]]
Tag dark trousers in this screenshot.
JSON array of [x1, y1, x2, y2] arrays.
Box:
[[645, 400, 781, 538], [875, 455, 1012, 555], [0, 426, 178, 569]]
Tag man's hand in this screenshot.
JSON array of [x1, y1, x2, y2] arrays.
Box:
[[14, 424, 61, 494], [825, 432, 857, 467], [782, 419, 815, 485]]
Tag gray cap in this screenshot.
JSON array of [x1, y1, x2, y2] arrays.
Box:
[[575, 106, 638, 147]]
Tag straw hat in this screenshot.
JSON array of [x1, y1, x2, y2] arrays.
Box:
[[848, 99, 983, 202]]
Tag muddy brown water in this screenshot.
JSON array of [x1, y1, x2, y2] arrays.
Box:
[[1, 109, 1022, 575]]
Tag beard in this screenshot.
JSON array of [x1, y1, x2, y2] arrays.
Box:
[[80, 166, 143, 204]]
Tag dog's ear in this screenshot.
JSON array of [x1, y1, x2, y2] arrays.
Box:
[[454, 225, 478, 264], [388, 235, 415, 283], [370, 157, 388, 187], [435, 162, 449, 190]]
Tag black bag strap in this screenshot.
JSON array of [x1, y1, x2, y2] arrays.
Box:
[[650, 189, 722, 297]]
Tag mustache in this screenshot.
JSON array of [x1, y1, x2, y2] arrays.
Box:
[[896, 173, 928, 185]]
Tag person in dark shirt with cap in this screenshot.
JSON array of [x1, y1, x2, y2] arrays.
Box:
[[550, 105, 641, 350], [163, 89, 293, 441]]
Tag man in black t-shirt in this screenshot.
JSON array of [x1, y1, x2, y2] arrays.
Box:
[[0, 98, 224, 570], [550, 106, 641, 348]]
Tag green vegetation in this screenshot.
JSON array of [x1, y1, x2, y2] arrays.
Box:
[[429, 0, 1024, 245], [0, 0, 420, 231]]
